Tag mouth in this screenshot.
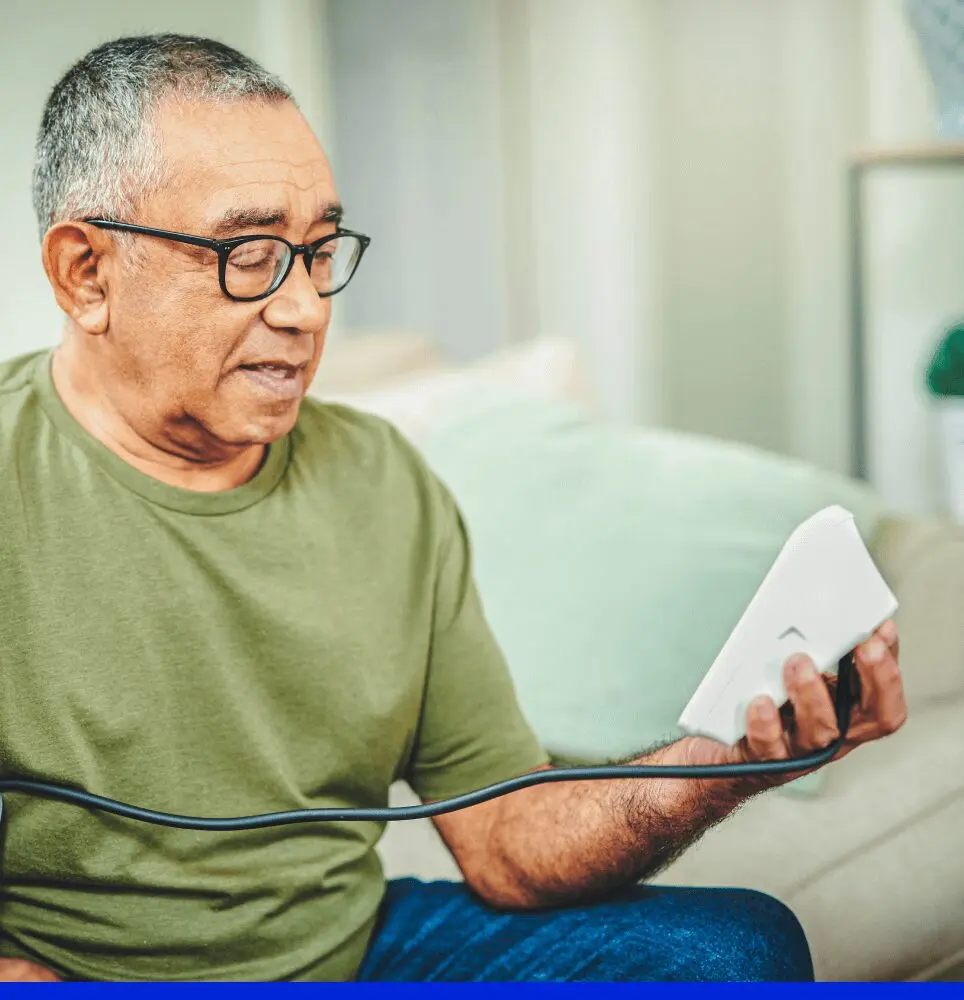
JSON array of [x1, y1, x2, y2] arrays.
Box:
[[236, 361, 308, 400]]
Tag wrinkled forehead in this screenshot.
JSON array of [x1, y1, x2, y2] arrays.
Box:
[[148, 97, 339, 238]]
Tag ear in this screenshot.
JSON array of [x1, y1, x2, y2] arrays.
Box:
[[41, 222, 116, 335]]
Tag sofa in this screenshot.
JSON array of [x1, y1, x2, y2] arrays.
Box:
[[312, 331, 964, 982]]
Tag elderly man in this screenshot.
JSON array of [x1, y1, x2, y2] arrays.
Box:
[[0, 34, 906, 983]]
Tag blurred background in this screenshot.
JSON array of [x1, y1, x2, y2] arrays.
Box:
[[3, 0, 964, 518], [4, 4, 964, 979]]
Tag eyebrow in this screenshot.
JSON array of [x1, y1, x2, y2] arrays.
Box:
[[209, 202, 344, 238]]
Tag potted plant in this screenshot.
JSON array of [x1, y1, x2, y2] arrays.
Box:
[[926, 322, 964, 522]]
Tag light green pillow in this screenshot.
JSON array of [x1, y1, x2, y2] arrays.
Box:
[[419, 388, 888, 796]]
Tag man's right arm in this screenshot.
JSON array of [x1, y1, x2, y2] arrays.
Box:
[[433, 625, 906, 909]]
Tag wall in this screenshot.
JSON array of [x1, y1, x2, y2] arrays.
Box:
[[861, 0, 964, 515], [327, 0, 664, 420], [781, 0, 864, 478], [522, 0, 663, 425], [654, 0, 962, 514], [323, 0, 862, 451], [1, 0, 330, 363], [657, 0, 865, 469], [657, 0, 792, 455], [326, 0, 511, 364]]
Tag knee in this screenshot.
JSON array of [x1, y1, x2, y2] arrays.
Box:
[[711, 889, 814, 982], [620, 885, 814, 982]]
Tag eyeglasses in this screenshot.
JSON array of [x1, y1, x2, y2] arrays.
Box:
[[84, 218, 371, 302]]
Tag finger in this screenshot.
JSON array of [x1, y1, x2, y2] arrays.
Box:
[[744, 696, 791, 760], [783, 655, 839, 751], [876, 619, 901, 664], [854, 637, 908, 737], [877, 618, 897, 647]]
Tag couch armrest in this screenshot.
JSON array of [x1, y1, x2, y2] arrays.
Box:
[[871, 515, 964, 709]]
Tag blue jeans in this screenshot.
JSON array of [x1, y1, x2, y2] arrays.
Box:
[[358, 878, 814, 982]]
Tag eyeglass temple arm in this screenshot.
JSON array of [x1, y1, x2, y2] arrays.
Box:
[[84, 219, 222, 251]]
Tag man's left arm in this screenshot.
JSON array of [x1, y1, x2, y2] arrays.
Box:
[[432, 622, 906, 909]]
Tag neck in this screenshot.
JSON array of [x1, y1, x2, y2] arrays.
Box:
[[51, 338, 267, 493]]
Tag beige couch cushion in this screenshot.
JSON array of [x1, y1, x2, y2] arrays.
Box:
[[379, 783, 462, 883], [312, 337, 597, 443], [312, 331, 444, 393], [872, 515, 964, 708]]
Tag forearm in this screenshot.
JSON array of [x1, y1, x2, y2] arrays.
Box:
[[439, 626, 905, 910], [463, 738, 749, 909]]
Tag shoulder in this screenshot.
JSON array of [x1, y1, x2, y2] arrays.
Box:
[[292, 396, 454, 514], [295, 396, 427, 470], [295, 395, 413, 454], [0, 351, 46, 402], [0, 352, 48, 542], [291, 398, 464, 568], [0, 351, 47, 434]]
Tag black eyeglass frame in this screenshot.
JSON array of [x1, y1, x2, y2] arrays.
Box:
[[83, 218, 371, 303]]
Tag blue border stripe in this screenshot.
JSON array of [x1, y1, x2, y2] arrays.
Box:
[[37, 984, 963, 993]]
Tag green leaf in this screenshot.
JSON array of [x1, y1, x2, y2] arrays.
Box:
[[926, 323, 964, 397]]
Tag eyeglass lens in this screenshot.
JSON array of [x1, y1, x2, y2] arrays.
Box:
[[224, 235, 362, 299]]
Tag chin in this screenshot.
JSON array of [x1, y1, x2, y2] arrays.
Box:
[[228, 401, 304, 447]]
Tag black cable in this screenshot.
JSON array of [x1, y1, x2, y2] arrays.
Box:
[[0, 657, 858, 832]]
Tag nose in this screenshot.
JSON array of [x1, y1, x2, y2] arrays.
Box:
[[260, 253, 330, 335]]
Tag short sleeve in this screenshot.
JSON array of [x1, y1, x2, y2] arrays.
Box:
[[405, 481, 550, 801]]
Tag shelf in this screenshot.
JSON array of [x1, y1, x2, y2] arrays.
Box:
[[850, 142, 964, 168], [846, 140, 964, 484]]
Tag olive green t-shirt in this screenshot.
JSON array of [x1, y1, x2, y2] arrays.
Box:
[[0, 350, 548, 982]]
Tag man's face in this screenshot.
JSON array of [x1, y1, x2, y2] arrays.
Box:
[[98, 98, 338, 454]]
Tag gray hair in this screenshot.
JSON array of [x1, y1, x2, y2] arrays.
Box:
[[32, 33, 295, 242]]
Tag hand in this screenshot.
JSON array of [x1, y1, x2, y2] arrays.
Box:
[[689, 620, 907, 790], [0, 958, 61, 981]]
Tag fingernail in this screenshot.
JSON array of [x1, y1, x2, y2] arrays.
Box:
[[864, 639, 885, 664], [879, 620, 897, 644], [789, 656, 817, 681], [751, 697, 775, 721]]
